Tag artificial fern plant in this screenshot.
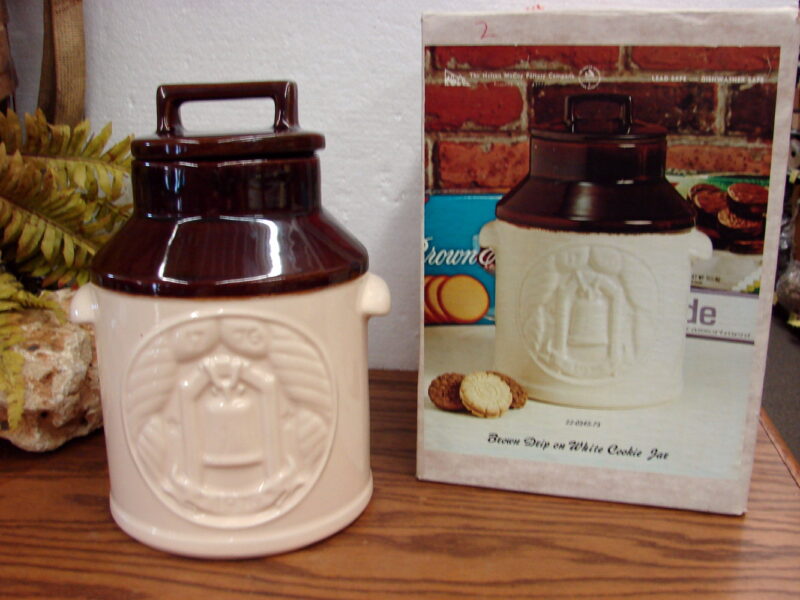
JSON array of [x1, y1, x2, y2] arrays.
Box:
[[0, 109, 132, 287], [0, 108, 132, 430]]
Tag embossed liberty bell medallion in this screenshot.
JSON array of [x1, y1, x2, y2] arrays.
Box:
[[70, 81, 390, 557], [480, 94, 711, 408]]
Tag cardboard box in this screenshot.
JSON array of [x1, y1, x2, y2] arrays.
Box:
[[417, 5, 799, 513]]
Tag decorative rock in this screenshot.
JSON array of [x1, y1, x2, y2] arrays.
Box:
[[0, 289, 101, 452]]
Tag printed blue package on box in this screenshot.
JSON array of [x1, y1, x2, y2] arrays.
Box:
[[424, 194, 499, 325]]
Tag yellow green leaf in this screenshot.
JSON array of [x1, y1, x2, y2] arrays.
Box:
[[67, 120, 90, 155], [71, 162, 87, 189], [83, 123, 112, 158], [61, 233, 75, 266], [40, 224, 60, 261], [96, 164, 112, 197]]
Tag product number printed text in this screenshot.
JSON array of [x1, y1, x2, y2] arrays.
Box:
[[565, 419, 601, 428]]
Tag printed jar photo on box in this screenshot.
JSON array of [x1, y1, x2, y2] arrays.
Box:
[[418, 32, 791, 514]]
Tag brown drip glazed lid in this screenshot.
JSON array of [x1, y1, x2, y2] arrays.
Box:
[[91, 81, 369, 297], [132, 81, 325, 161], [496, 94, 696, 232]]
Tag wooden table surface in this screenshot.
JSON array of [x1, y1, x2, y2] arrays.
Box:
[[1, 370, 799, 599]]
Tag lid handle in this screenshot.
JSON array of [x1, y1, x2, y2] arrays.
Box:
[[565, 94, 632, 134], [156, 81, 299, 136]]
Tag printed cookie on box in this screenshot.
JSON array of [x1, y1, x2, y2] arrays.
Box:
[[418, 6, 798, 515]]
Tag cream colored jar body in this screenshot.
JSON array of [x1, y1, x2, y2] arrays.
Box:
[[71, 274, 389, 558], [480, 221, 711, 408]]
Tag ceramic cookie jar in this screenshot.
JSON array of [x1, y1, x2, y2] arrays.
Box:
[[70, 81, 390, 558], [480, 94, 711, 409]]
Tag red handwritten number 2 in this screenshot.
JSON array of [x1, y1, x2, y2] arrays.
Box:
[[476, 21, 493, 39]]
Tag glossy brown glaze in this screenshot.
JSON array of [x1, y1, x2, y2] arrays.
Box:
[[496, 93, 696, 233], [91, 81, 367, 296], [496, 177, 695, 233]]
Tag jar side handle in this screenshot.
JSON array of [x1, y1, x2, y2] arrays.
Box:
[[70, 285, 98, 324], [479, 220, 499, 249], [358, 273, 391, 318], [689, 228, 713, 262]]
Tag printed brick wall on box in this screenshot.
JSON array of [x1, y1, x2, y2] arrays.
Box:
[[424, 45, 779, 194]]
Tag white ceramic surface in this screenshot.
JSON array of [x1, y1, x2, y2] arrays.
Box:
[[480, 221, 711, 408], [70, 273, 389, 558]]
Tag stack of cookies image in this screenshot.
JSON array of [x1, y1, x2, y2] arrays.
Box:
[[688, 182, 768, 254], [427, 371, 527, 418], [424, 274, 490, 324]]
